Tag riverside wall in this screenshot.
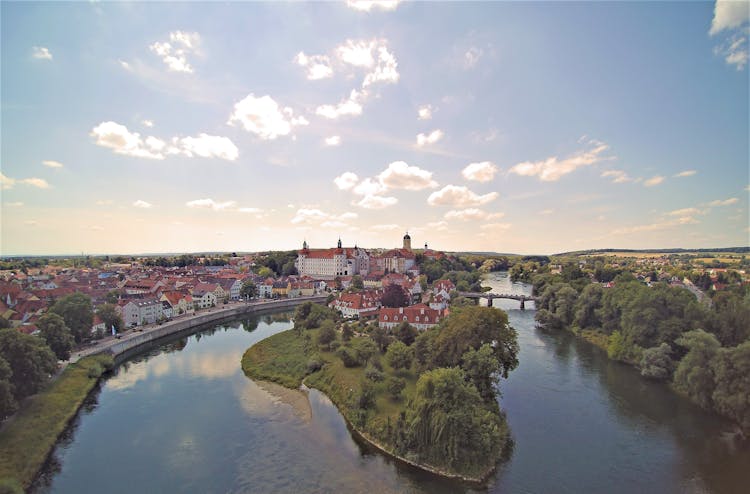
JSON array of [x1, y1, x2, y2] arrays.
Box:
[[106, 296, 328, 358]]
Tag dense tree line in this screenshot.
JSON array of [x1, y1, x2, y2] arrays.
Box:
[[254, 251, 298, 277], [533, 272, 750, 433]]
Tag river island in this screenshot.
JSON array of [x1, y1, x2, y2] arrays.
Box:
[[242, 301, 519, 483]]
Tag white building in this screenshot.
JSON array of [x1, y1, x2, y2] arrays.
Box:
[[295, 239, 370, 280], [122, 299, 164, 327]]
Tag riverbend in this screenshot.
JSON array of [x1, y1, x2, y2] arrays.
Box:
[[33, 273, 750, 493]]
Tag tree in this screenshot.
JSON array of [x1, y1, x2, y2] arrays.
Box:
[[240, 280, 257, 299], [257, 266, 274, 278], [351, 275, 364, 290], [386, 341, 413, 372], [356, 379, 376, 410], [317, 320, 337, 350], [381, 284, 409, 308], [711, 341, 750, 433], [639, 343, 674, 380], [341, 324, 354, 342], [673, 330, 720, 409], [96, 303, 123, 334], [370, 325, 392, 353], [0, 317, 11, 329], [394, 321, 418, 346], [461, 343, 502, 403], [38, 313, 74, 361], [386, 376, 406, 400], [354, 338, 378, 367], [0, 356, 17, 419], [573, 283, 603, 330], [405, 367, 507, 473], [0, 328, 57, 399], [50, 292, 94, 343], [105, 289, 120, 304], [430, 306, 518, 377], [413, 330, 434, 372]]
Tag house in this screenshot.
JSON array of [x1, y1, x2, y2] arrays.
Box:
[[272, 280, 289, 297], [257, 278, 274, 299], [333, 291, 382, 319], [91, 314, 107, 335], [432, 279, 455, 297], [191, 286, 217, 309], [161, 291, 194, 316], [378, 304, 445, 332], [122, 299, 164, 327]]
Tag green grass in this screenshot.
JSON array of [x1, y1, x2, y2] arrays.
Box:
[[0, 354, 114, 491], [241, 329, 315, 388]]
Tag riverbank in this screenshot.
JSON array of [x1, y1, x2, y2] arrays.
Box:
[[0, 296, 327, 493], [0, 354, 114, 492], [242, 328, 501, 484]]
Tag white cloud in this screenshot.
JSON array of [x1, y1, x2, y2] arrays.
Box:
[[4, 202, 23, 207], [378, 161, 438, 190], [418, 105, 433, 120], [667, 207, 702, 216], [2, 173, 52, 190], [644, 175, 665, 187], [186, 198, 237, 211], [709, 1, 750, 70], [444, 208, 504, 221], [337, 40, 377, 67], [674, 169, 697, 178], [228, 93, 308, 139], [178, 134, 239, 161], [463, 46, 483, 69], [42, 160, 64, 168], [291, 208, 358, 225], [611, 215, 699, 235], [601, 169, 633, 183], [362, 45, 399, 87], [91, 121, 237, 160], [325, 135, 342, 146], [316, 89, 364, 119], [20, 178, 51, 189], [354, 194, 398, 209], [133, 200, 152, 209], [462, 161, 498, 182], [142, 120, 154, 128], [416, 129, 444, 147], [96, 200, 114, 206], [346, 0, 400, 11], [32, 46, 52, 60], [90, 121, 165, 159], [428, 185, 498, 207], [238, 207, 263, 215], [295, 52, 333, 80], [538, 209, 554, 215], [353, 177, 388, 196], [150, 31, 201, 73], [25, 220, 38, 226], [707, 197, 739, 207], [334, 172, 360, 191], [709, 0, 750, 35], [509, 140, 611, 181]]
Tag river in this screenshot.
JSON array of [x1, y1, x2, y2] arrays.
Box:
[[34, 273, 749, 493]]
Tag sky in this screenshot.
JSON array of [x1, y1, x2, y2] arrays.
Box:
[[1, 0, 748, 256]]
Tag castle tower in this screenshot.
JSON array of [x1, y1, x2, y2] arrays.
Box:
[[403, 232, 411, 251]]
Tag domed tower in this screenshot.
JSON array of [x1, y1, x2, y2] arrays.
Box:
[[403, 232, 412, 251]]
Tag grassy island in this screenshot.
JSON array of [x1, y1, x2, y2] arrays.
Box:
[[242, 302, 519, 482], [0, 354, 114, 493]]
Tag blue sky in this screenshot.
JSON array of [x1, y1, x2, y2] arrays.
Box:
[[1, 1, 748, 255]]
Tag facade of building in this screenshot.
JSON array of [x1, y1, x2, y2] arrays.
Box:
[[378, 304, 445, 332], [122, 299, 164, 327], [295, 239, 370, 280]]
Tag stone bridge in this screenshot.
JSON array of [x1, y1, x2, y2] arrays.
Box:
[[457, 292, 536, 310]]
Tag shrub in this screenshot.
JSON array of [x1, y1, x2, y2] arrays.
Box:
[[365, 364, 384, 382], [337, 347, 359, 368]]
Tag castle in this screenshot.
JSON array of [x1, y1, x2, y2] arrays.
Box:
[[295, 233, 416, 279]]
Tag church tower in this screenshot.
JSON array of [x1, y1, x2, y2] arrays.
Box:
[[403, 232, 411, 251]]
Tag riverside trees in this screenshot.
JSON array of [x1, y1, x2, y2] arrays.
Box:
[[533, 273, 750, 434]]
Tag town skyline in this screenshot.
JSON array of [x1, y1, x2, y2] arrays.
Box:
[[2, 1, 749, 256]]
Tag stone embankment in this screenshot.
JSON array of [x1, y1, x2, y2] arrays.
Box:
[[77, 296, 328, 360]]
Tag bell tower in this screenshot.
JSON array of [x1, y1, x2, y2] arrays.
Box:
[[403, 232, 412, 251]]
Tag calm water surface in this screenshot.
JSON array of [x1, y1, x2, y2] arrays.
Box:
[[35, 275, 749, 493]]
